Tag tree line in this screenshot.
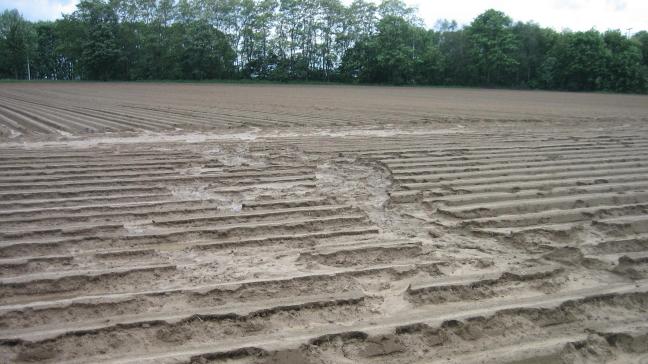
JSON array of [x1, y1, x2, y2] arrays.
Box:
[[1, 0, 647, 93]]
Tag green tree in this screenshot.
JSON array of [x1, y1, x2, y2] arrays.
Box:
[[378, 0, 419, 25], [0, 1, 646, 92], [53, 15, 86, 79], [0, 9, 35, 79], [417, 29, 444, 84], [241, 0, 277, 78], [436, 26, 476, 85], [633, 31, 648, 65], [72, 0, 122, 80], [602, 30, 646, 92], [553, 30, 608, 91], [172, 20, 236, 80], [341, 15, 426, 84], [32, 22, 60, 79], [467, 9, 519, 85], [513, 22, 556, 88], [631, 31, 648, 90]]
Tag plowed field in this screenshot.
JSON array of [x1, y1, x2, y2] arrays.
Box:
[[1, 83, 648, 364]]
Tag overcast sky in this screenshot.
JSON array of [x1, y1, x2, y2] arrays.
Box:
[[1, 0, 647, 33]]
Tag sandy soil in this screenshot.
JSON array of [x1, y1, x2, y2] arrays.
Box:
[[0, 83, 648, 363], [1, 83, 648, 140]]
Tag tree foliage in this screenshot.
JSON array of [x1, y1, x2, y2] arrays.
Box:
[[467, 9, 518, 85], [0, 9, 35, 79], [0, 1, 646, 93]]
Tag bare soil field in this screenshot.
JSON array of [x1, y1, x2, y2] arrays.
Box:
[[1, 83, 648, 363], [1, 83, 648, 138]]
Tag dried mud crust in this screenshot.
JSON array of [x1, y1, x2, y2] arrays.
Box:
[[1, 85, 648, 363]]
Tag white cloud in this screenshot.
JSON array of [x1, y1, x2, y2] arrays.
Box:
[[606, 0, 627, 12], [407, 0, 648, 33], [0, 0, 646, 33], [0, 0, 76, 21]]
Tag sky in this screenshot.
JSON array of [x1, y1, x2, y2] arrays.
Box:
[[1, 0, 647, 34]]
